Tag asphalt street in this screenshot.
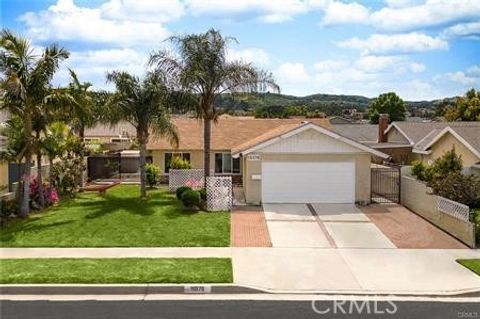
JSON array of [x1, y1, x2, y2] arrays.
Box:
[[1, 300, 479, 319]]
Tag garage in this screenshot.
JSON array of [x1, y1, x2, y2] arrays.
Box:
[[261, 161, 355, 203]]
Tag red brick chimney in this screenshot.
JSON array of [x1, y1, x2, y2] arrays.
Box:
[[378, 113, 389, 143]]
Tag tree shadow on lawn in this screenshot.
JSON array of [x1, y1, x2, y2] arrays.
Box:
[[0, 220, 74, 243], [78, 191, 180, 219]]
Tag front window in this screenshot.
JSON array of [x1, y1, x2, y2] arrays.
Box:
[[164, 152, 191, 173], [215, 153, 240, 174]]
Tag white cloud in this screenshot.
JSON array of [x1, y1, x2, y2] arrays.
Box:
[[321, 1, 370, 26], [276, 62, 311, 83], [227, 48, 271, 66], [338, 32, 448, 55], [370, 0, 480, 32], [53, 48, 147, 89], [435, 65, 480, 86], [440, 22, 480, 40], [385, 0, 424, 9], [19, 0, 178, 47], [354, 55, 425, 73], [275, 55, 431, 99], [185, 0, 311, 23]]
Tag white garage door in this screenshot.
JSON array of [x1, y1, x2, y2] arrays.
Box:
[[262, 161, 355, 203]]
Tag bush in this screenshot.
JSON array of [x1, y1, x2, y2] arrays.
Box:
[[145, 163, 161, 187], [170, 156, 191, 170], [176, 186, 192, 200], [199, 188, 207, 201], [180, 189, 201, 209], [29, 178, 59, 209], [0, 199, 18, 218], [431, 172, 480, 207], [429, 149, 462, 181], [411, 160, 427, 181]]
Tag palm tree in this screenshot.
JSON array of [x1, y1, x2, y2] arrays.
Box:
[[149, 29, 279, 182], [0, 29, 69, 217], [66, 69, 98, 189], [106, 71, 179, 199], [42, 121, 69, 185]]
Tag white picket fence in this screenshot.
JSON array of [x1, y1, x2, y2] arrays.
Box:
[[169, 169, 232, 211], [206, 176, 232, 211], [437, 196, 470, 222]]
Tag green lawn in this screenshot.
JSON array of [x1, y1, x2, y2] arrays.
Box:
[[457, 259, 480, 276], [0, 258, 233, 283], [0, 185, 230, 247]]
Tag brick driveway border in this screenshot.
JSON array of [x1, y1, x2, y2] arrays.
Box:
[[361, 204, 468, 249], [231, 207, 271, 247]]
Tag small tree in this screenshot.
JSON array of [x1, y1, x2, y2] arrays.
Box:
[[368, 92, 406, 124], [145, 163, 161, 188], [444, 88, 480, 121]]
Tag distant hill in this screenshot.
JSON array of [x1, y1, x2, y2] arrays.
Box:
[[216, 93, 448, 118]]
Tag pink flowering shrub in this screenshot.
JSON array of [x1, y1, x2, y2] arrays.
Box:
[[185, 179, 203, 189], [29, 177, 59, 209]]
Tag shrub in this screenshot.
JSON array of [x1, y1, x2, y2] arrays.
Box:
[[29, 178, 59, 209], [176, 186, 192, 200], [411, 160, 427, 181], [429, 149, 462, 181], [199, 188, 207, 201], [431, 172, 480, 207], [180, 189, 201, 209], [170, 156, 192, 170], [145, 163, 161, 187], [0, 199, 18, 218]]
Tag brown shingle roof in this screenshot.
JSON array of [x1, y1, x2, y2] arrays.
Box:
[[84, 117, 332, 150], [391, 121, 480, 144], [231, 123, 307, 154], [146, 117, 332, 151]]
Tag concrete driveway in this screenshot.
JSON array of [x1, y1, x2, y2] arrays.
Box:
[[263, 203, 395, 248]]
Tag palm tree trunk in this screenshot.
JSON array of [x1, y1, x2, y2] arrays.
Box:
[[79, 125, 85, 190], [20, 114, 32, 218], [203, 118, 211, 186], [36, 151, 45, 209], [36, 130, 45, 209], [138, 130, 147, 200], [48, 157, 54, 184]]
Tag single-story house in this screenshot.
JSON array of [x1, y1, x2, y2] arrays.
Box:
[[384, 121, 480, 168], [334, 118, 480, 170], [86, 116, 389, 205]]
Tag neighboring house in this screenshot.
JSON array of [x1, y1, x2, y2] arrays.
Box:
[[329, 116, 353, 124], [384, 122, 480, 169], [333, 122, 412, 164], [334, 119, 480, 169]]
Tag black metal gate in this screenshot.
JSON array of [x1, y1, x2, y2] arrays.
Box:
[[371, 166, 400, 203], [87, 154, 152, 182]]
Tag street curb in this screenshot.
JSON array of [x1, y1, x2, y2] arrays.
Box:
[[0, 284, 261, 295], [1, 284, 480, 297]]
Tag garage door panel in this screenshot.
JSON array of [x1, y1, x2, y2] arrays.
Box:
[[262, 161, 355, 203]]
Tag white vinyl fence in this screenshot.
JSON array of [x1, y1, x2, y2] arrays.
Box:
[[206, 176, 232, 211], [437, 196, 470, 222]]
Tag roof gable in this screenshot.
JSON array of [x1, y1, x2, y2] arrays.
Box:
[[233, 122, 389, 159]]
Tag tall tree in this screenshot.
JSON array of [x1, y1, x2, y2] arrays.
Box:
[[149, 29, 279, 182], [0, 29, 69, 217], [444, 88, 480, 121], [367, 92, 406, 124], [106, 71, 179, 199], [66, 69, 98, 188]]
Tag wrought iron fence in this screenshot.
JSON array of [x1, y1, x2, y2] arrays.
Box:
[[371, 166, 400, 203]]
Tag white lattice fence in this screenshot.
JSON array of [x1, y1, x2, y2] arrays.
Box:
[[169, 169, 205, 192], [206, 176, 232, 211], [437, 196, 470, 222]]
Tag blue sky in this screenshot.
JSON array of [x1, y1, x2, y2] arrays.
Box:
[[1, 0, 479, 100]]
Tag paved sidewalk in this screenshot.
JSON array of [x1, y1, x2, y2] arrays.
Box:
[[231, 207, 271, 247], [232, 248, 480, 294], [0, 248, 232, 259]]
